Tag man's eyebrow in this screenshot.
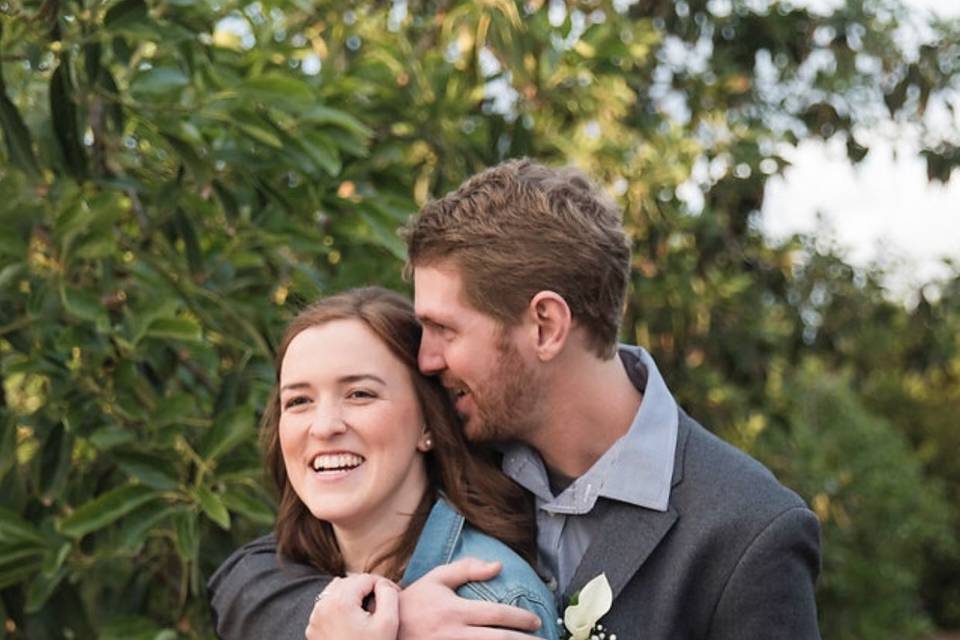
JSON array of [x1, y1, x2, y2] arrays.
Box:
[[417, 314, 447, 328]]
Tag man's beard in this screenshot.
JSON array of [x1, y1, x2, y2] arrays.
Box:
[[462, 336, 541, 444]]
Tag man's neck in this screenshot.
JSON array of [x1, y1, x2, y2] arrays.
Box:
[[529, 349, 643, 478]]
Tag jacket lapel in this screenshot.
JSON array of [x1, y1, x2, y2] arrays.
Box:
[[563, 412, 692, 602], [563, 500, 678, 602]]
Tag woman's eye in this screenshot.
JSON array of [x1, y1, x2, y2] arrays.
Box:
[[283, 396, 310, 410], [347, 389, 376, 400]]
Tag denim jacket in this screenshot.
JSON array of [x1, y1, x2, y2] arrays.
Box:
[[400, 498, 561, 640]]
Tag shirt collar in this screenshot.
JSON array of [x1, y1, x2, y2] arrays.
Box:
[[502, 345, 678, 513]]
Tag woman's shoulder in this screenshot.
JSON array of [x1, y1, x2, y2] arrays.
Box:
[[453, 522, 561, 636], [455, 524, 544, 593]]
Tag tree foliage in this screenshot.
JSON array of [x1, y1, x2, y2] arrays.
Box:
[[1, 0, 958, 637]]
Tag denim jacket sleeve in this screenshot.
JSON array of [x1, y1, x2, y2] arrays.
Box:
[[458, 580, 562, 640], [401, 498, 562, 640]]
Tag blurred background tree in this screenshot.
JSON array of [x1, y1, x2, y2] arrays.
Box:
[[1, 0, 958, 638]]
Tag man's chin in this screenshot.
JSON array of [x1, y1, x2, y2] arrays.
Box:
[[462, 416, 510, 444]]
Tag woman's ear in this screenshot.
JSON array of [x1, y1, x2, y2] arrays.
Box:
[[417, 429, 434, 452], [527, 291, 571, 362]]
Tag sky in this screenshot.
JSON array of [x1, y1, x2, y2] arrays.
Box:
[[761, 0, 960, 299]]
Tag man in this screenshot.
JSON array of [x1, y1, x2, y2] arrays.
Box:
[[209, 159, 821, 639]]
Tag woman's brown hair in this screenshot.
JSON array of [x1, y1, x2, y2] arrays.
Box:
[[262, 287, 536, 581]]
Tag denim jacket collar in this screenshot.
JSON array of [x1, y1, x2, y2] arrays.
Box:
[[399, 497, 464, 587]]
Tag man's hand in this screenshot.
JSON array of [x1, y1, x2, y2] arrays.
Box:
[[306, 574, 400, 640], [398, 558, 543, 639]]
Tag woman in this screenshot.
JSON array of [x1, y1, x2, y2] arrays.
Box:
[[258, 287, 559, 639]]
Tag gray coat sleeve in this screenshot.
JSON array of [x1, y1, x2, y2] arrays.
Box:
[[208, 535, 332, 640], [708, 506, 822, 640]]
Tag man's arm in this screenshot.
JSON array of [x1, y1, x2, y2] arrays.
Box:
[[398, 559, 544, 640], [208, 539, 542, 640], [208, 535, 331, 640], [708, 506, 822, 640]]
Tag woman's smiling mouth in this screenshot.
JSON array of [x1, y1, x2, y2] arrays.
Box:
[[311, 453, 366, 473]]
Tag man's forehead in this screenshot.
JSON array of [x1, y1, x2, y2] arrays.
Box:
[[413, 263, 476, 320]]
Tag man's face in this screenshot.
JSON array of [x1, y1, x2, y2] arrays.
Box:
[[414, 261, 541, 443]]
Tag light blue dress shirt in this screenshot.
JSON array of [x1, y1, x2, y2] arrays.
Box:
[[401, 497, 562, 640], [500, 345, 679, 593]]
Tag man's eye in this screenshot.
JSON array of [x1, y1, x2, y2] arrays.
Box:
[[431, 322, 454, 338]]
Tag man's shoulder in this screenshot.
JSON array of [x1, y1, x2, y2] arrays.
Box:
[[208, 533, 324, 598], [208, 534, 279, 590], [673, 412, 811, 530], [207, 534, 331, 639]]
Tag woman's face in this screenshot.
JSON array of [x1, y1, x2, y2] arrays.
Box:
[[278, 319, 429, 533]]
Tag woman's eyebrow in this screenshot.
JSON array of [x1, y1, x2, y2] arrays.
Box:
[[280, 374, 387, 393], [338, 373, 387, 386], [279, 381, 312, 393]]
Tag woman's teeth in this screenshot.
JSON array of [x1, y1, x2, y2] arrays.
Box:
[[311, 453, 365, 472]]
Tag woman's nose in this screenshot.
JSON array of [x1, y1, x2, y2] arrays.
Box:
[[308, 403, 347, 438]]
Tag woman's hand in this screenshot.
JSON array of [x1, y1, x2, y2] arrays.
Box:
[[306, 574, 400, 640]]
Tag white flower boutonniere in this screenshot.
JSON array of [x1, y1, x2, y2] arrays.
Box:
[[561, 573, 614, 640]]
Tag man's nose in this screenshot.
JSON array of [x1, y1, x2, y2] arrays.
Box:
[[308, 402, 347, 438], [418, 333, 445, 375]]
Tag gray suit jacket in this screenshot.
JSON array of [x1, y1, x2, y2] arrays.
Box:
[[207, 411, 820, 639], [563, 410, 821, 639]]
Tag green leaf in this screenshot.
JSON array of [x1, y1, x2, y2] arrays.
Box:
[[88, 426, 136, 450], [173, 208, 203, 275], [298, 132, 342, 176], [0, 506, 45, 545], [0, 66, 40, 178], [38, 422, 72, 504], [84, 42, 102, 84], [234, 120, 283, 148], [104, 0, 148, 29], [161, 133, 209, 183], [173, 510, 197, 561], [50, 59, 87, 179], [116, 503, 178, 551], [40, 542, 70, 576], [130, 67, 190, 97], [59, 484, 162, 538], [302, 105, 372, 138], [199, 407, 254, 463], [240, 74, 315, 110], [0, 263, 24, 289], [144, 316, 202, 342], [0, 545, 44, 590], [219, 485, 275, 526], [0, 416, 17, 480], [25, 566, 67, 613], [359, 204, 407, 260], [192, 485, 230, 530], [59, 283, 108, 326], [99, 616, 177, 640], [115, 451, 180, 490]]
